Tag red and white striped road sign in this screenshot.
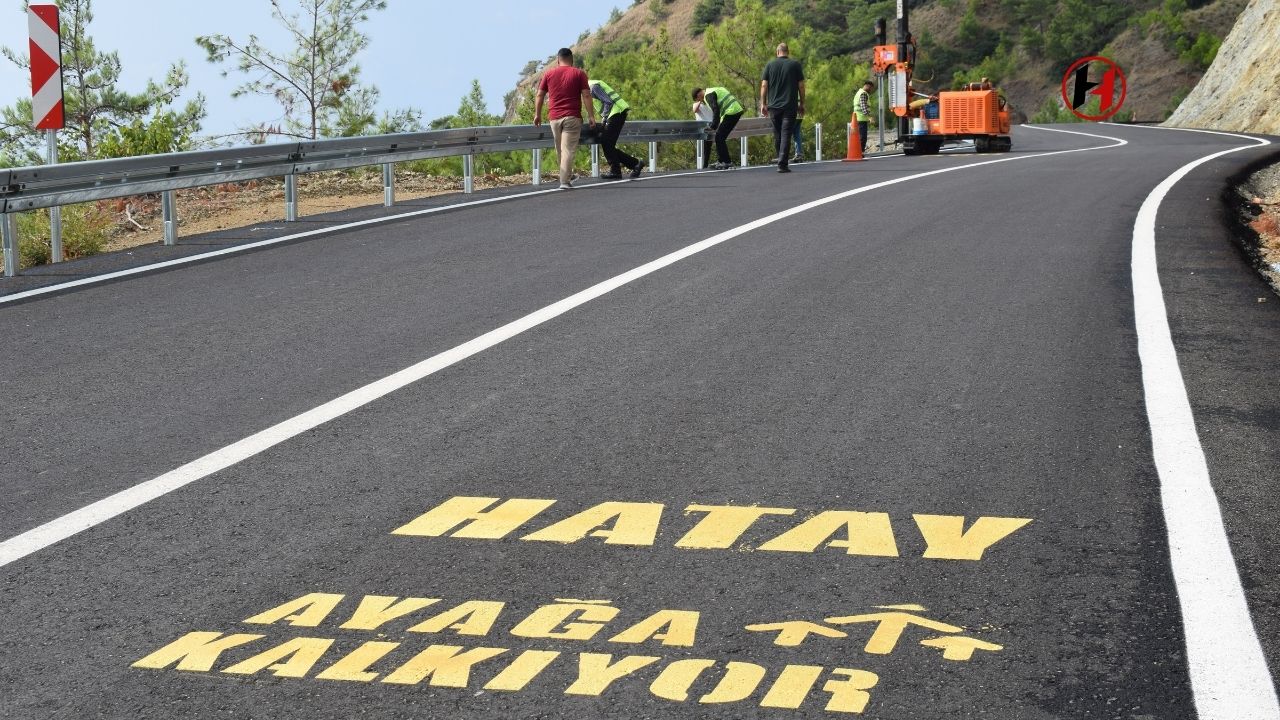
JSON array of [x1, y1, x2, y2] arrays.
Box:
[[29, 4, 64, 130]]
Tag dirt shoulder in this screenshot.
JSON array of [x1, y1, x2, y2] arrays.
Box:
[[104, 170, 535, 253]]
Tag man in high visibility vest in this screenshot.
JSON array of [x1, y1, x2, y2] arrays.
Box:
[[692, 86, 744, 170], [854, 80, 874, 153], [590, 79, 643, 180]]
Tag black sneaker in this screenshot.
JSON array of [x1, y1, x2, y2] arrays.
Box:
[[600, 172, 623, 180], [777, 165, 791, 173], [629, 164, 643, 179]]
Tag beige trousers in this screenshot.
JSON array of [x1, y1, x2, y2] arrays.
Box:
[[549, 116, 582, 186]]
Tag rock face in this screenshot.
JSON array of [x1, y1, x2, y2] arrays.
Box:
[[1165, 0, 1280, 134]]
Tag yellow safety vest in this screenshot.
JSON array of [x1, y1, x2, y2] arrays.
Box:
[[854, 88, 872, 122], [706, 87, 744, 116], [590, 80, 631, 119]]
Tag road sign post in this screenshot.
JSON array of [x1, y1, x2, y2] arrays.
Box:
[[30, 4, 64, 264], [46, 130, 61, 261], [878, 77, 886, 151]]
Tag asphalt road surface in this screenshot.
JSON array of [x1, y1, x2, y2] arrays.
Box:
[[1, 123, 1278, 719]]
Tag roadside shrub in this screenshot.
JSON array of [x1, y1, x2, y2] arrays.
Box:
[[16, 204, 112, 269], [692, 0, 729, 35], [1178, 32, 1221, 70], [1164, 86, 1192, 119]]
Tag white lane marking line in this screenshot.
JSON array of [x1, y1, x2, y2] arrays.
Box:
[[0, 134, 988, 307], [1126, 126, 1280, 719], [0, 156, 874, 306], [0, 165, 753, 306], [1110, 121, 1270, 141], [0, 127, 1125, 568]]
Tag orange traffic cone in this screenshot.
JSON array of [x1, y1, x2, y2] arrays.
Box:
[[844, 113, 864, 162]]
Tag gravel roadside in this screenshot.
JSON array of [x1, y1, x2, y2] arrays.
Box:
[[1236, 161, 1280, 293]]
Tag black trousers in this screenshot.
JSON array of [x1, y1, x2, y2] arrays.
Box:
[[713, 112, 742, 164], [600, 111, 639, 172], [858, 120, 869, 152], [770, 108, 796, 167]]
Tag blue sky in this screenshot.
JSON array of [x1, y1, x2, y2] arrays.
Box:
[[0, 0, 618, 142]]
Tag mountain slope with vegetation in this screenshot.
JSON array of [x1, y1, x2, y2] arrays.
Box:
[[507, 0, 1248, 127], [1166, 0, 1280, 134]]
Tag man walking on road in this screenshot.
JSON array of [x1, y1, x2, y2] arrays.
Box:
[[589, 79, 643, 180], [534, 48, 597, 190], [760, 43, 805, 173], [692, 86, 745, 170], [854, 80, 874, 153]]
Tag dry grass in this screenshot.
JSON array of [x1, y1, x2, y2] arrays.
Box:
[[102, 171, 533, 252], [586, 0, 704, 53]]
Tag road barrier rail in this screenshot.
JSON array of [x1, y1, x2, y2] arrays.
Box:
[[1, 116, 804, 277]]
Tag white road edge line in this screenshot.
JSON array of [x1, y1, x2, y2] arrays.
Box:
[[0, 155, 876, 307], [0, 131, 993, 308], [1119, 123, 1279, 719], [0, 126, 1125, 569]]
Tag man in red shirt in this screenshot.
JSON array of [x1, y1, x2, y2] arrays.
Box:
[[534, 48, 597, 190]]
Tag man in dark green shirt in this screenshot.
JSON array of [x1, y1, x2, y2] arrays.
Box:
[[759, 43, 805, 173]]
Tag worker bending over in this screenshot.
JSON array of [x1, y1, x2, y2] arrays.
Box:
[[692, 86, 744, 170], [589, 79, 643, 179]]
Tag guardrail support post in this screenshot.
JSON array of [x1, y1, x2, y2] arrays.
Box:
[[648, 142, 656, 173], [532, 148, 542, 186], [2, 212, 17, 277], [162, 190, 177, 246], [696, 139, 705, 170], [847, 123, 853, 157], [464, 154, 474, 194], [383, 163, 395, 207], [815, 123, 823, 161], [739, 136, 748, 168], [49, 206, 62, 263], [285, 174, 298, 222], [591, 145, 600, 178]]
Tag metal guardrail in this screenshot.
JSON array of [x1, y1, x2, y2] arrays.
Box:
[[3, 142, 301, 212], [0, 116, 798, 277]]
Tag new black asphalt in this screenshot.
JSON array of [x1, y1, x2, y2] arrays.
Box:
[[1, 123, 1277, 719]]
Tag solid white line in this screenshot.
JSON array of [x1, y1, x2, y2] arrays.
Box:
[[0, 155, 881, 306], [0, 163, 771, 306], [1125, 126, 1280, 718], [0, 126, 1125, 569], [0, 185, 570, 305]]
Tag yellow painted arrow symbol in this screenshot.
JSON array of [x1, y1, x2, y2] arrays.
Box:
[[824, 612, 963, 654], [919, 635, 1004, 661], [744, 621, 848, 646]]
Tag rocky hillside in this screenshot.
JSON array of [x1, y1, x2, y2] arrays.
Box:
[[507, 0, 1250, 125], [1165, 0, 1280, 133]]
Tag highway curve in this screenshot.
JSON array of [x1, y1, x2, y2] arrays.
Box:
[[1, 123, 1278, 719]]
